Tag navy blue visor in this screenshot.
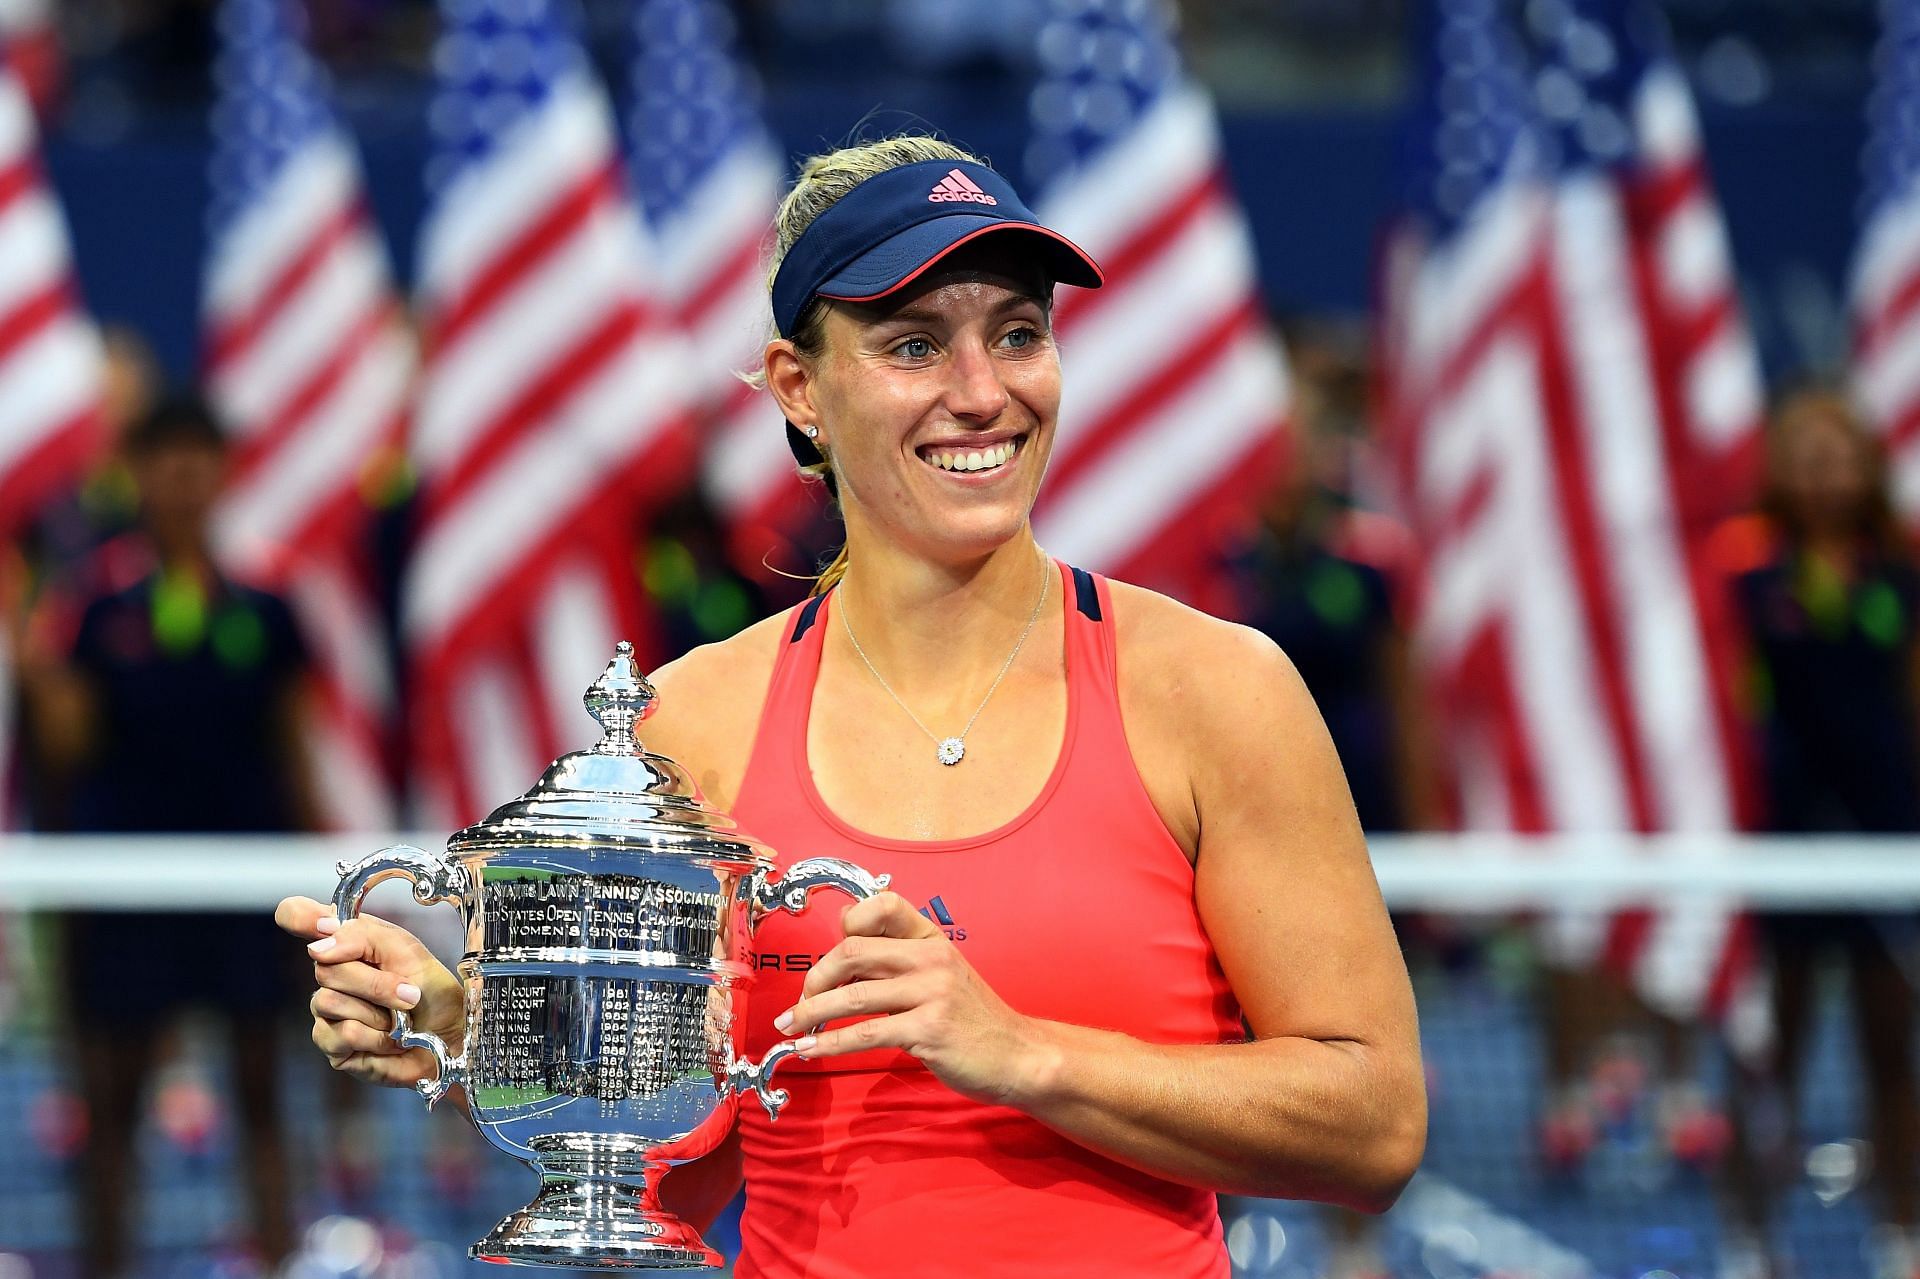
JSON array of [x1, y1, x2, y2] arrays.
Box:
[[769, 159, 1103, 339]]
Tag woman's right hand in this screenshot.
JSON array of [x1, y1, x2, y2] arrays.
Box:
[[275, 895, 466, 1089]]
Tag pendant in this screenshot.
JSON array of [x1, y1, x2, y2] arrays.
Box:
[[936, 737, 966, 766]]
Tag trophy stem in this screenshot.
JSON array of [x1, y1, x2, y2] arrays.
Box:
[[473, 1166, 722, 1269]]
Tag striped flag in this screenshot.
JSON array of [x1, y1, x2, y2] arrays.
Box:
[[0, 37, 103, 835], [1855, 0, 1920, 516], [204, 0, 411, 830], [407, 0, 694, 827], [1024, 0, 1291, 611], [1379, 0, 1761, 1026], [627, 0, 800, 560], [0, 42, 102, 541]]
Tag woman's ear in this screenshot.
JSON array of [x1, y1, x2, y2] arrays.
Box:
[[764, 339, 817, 434]]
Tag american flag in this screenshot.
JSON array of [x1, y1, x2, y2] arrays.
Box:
[[0, 38, 101, 541], [628, 0, 799, 558], [1379, 0, 1762, 1026], [0, 36, 103, 831], [407, 0, 694, 826], [1024, 0, 1291, 610], [1855, 0, 1920, 516], [205, 0, 411, 830]]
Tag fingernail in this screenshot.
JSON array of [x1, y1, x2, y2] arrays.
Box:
[[773, 1009, 794, 1033], [307, 937, 336, 955], [395, 982, 421, 1007], [314, 916, 339, 936], [794, 1035, 817, 1055]]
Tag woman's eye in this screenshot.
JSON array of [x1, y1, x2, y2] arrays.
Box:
[[896, 338, 934, 359], [1002, 326, 1040, 350]]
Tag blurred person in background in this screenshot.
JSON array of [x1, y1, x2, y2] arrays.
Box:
[[640, 487, 775, 660], [18, 394, 320, 1278], [3, 324, 159, 826], [1224, 327, 1440, 837], [33, 325, 161, 573], [1220, 331, 1440, 1279], [1717, 386, 1920, 1279]]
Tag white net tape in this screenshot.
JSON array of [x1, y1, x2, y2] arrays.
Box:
[[3, 832, 1918, 911]]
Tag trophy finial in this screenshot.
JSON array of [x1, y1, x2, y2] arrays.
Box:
[[584, 641, 656, 753]]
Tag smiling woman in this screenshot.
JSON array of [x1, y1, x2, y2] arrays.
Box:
[[278, 134, 1427, 1279], [755, 137, 1099, 591]]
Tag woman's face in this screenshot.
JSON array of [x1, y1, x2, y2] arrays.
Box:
[[770, 242, 1060, 564], [1775, 405, 1872, 535]]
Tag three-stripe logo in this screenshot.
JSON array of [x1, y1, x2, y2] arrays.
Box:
[[928, 168, 998, 205]]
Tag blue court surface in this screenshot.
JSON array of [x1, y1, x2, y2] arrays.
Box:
[[0, 956, 1897, 1279]]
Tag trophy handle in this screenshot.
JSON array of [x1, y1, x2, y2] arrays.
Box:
[[332, 844, 471, 1110], [726, 1041, 803, 1120], [748, 856, 890, 919], [735, 857, 889, 1119]]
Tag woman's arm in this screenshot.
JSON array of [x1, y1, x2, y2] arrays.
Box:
[[777, 614, 1426, 1211], [1012, 621, 1424, 1207]]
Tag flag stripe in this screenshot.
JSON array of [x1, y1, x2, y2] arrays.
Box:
[[432, 159, 621, 354], [205, 198, 362, 375], [212, 224, 389, 428], [0, 277, 68, 356], [1052, 170, 1220, 329], [0, 157, 32, 215], [216, 335, 411, 560], [1035, 322, 1279, 566], [678, 229, 765, 331], [228, 295, 399, 481], [1044, 293, 1261, 497], [1051, 195, 1265, 455], [0, 406, 99, 539], [418, 302, 647, 526]]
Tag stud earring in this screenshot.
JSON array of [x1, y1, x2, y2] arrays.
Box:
[[805, 426, 820, 440]]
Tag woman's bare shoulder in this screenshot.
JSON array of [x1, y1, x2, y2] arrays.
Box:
[[638, 606, 799, 810], [1103, 579, 1302, 855], [1106, 578, 1293, 710]]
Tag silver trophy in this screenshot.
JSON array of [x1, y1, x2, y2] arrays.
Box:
[[331, 642, 887, 1269]]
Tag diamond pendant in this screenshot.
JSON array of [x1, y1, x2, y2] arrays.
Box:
[[936, 737, 966, 766]]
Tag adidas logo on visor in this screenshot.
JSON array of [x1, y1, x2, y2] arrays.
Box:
[[928, 168, 998, 205]]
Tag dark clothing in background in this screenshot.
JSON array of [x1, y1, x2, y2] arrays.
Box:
[[1733, 552, 1920, 835], [1230, 532, 1402, 831], [1733, 549, 1920, 954], [67, 570, 309, 833], [60, 566, 311, 1026]]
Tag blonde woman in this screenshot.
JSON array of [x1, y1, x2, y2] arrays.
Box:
[[278, 138, 1425, 1278]]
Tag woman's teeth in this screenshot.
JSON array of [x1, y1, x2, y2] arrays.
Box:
[[926, 440, 1018, 473]]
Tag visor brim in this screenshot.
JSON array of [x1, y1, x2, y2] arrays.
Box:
[[814, 217, 1104, 305]]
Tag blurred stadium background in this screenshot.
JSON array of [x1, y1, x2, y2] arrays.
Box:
[[4, 1, 1920, 1278]]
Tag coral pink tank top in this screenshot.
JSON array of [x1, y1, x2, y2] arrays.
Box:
[[730, 561, 1241, 1279]]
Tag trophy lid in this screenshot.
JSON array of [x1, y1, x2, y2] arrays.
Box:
[[445, 641, 768, 862]]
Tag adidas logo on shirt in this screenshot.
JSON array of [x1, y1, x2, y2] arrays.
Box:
[[928, 169, 998, 205], [754, 893, 969, 971], [918, 894, 967, 941]]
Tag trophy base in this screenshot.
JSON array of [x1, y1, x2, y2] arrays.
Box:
[[473, 1177, 722, 1270]]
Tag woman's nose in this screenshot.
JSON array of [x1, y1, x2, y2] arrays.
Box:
[[943, 340, 1011, 422]]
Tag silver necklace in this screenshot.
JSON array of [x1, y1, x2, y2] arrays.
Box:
[[839, 558, 1050, 766]]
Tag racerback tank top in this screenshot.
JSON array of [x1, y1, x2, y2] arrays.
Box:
[[729, 561, 1242, 1279]]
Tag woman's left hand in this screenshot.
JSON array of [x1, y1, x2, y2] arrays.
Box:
[[774, 892, 1056, 1106]]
